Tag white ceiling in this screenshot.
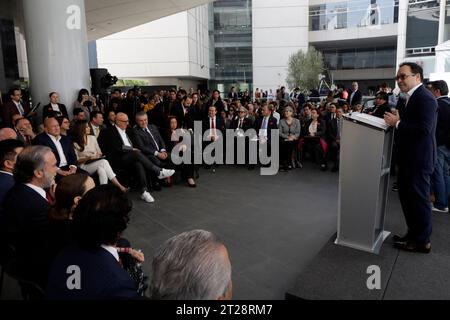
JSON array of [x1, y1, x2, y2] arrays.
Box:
[[85, 0, 213, 40]]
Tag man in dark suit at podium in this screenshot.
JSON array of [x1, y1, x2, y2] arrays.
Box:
[[384, 62, 438, 253]]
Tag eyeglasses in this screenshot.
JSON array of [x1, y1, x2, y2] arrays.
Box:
[[395, 73, 416, 81], [117, 119, 129, 123]]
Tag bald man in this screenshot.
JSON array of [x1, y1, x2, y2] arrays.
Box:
[[0, 128, 18, 141]]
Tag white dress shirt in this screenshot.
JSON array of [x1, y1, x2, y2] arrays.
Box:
[[47, 133, 68, 167], [14, 101, 25, 115], [101, 245, 120, 262], [116, 126, 132, 147], [25, 183, 47, 200], [51, 103, 61, 113]]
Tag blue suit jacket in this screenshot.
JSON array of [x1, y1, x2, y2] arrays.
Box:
[[396, 85, 438, 173], [46, 245, 138, 300], [32, 133, 77, 167], [0, 172, 14, 222]]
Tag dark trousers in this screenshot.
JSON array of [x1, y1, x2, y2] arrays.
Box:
[[328, 140, 340, 166], [397, 168, 432, 244], [122, 151, 161, 192], [280, 140, 296, 166], [302, 137, 326, 165]]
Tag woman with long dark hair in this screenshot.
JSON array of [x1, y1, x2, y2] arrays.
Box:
[[163, 116, 196, 187], [72, 120, 128, 192]]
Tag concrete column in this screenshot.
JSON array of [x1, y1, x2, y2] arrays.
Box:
[[438, 0, 446, 45], [22, 0, 90, 120], [395, 0, 409, 67]]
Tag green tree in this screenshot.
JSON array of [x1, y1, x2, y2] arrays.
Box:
[[286, 47, 325, 91], [116, 79, 149, 87]]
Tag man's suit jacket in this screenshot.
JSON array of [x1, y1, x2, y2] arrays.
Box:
[[98, 126, 135, 171], [230, 117, 253, 131], [202, 116, 225, 138], [169, 101, 186, 128], [132, 125, 166, 157], [42, 103, 68, 119], [396, 85, 438, 173], [326, 117, 340, 142], [2, 101, 30, 128], [435, 96, 450, 148], [0, 172, 15, 221], [2, 183, 49, 251], [32, 133, 77, 167], [46, 245, 137, 300], [88, 123, 105, 137], [347, 90, 362, 106], [371, 103, 391, 119], [253, 115, 278, 142]]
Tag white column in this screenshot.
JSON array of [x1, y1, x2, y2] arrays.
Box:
[[22, 0, 90, 120], [395, 0, 409, 66], [438, 0, 446, 45]]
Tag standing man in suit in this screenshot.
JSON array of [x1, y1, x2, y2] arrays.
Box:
[[327, 107, 344, 172], [1, 88, 31, 128], [428, 80, 450, 213], [42, 92, 69, 120], [384, 62, 438, 253], [347, 82, 362, 107]]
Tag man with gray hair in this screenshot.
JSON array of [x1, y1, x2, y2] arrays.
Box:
[[2, 145, 58, 288], [150, 229, 232, 300]]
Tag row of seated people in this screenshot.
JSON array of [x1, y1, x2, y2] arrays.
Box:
[[0, 141, 231, 299]]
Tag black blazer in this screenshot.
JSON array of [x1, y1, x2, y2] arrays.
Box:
[[253, 116, 278, 138], [46, 245, 137, 300], [42, 103, 68, 119], [98, 126, 135, 171], [32, 133, 77, 167], [347, 90, 362, 106], [370, 103, 391, 119], [230, 117, 253, 131], [0, 172, 14, 221], [132, 125, 166, 157], [326, 118, 339, 142], [396, 85, 437, 173], [202, 116, 225, 136], [1, 101, 31, 128], [302, 119, 326, 138], [436, 96, 450, 148], [2, 183, 49, 250]]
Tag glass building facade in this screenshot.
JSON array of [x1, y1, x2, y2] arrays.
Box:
[[322, 47, 397, 70], [309, 0, 399, 31], [209, 0, 252, 97], [406, 0, 440, 52]]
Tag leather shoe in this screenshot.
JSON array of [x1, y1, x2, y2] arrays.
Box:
[[152, 182, 162, 191], [392, 233, 409, 244], [394, 241, 431, 254]]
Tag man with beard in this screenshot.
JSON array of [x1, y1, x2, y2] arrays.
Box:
[[2, 146, 58, 288]]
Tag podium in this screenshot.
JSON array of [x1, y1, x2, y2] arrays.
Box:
[[335, 112, 394, 254]]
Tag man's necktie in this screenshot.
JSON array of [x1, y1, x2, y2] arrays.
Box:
[[17, 103, 24, 116]]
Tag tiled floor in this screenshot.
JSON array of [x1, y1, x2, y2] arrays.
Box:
[[123, 164, 340, 299]]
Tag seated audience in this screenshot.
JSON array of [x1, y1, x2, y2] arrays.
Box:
[[301, 108, 327, 171], [150, 229, 232, 300], [33, 117, 81, 179], [2, 146, 58, 289], [0, 139, 24, 219], [326, 107, 344, 172], [163, 116, 196, 187], [56, 115, 71, 137], [98, 112, 174, 203], [46, 185, 139, 300], [42, 92, 69, 119], [72, 120, 128, 192], [15, 117, 36, 146], [279, 106, 301, 170], [89, 111, 105, 138], [0, 127, 17, 141]]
